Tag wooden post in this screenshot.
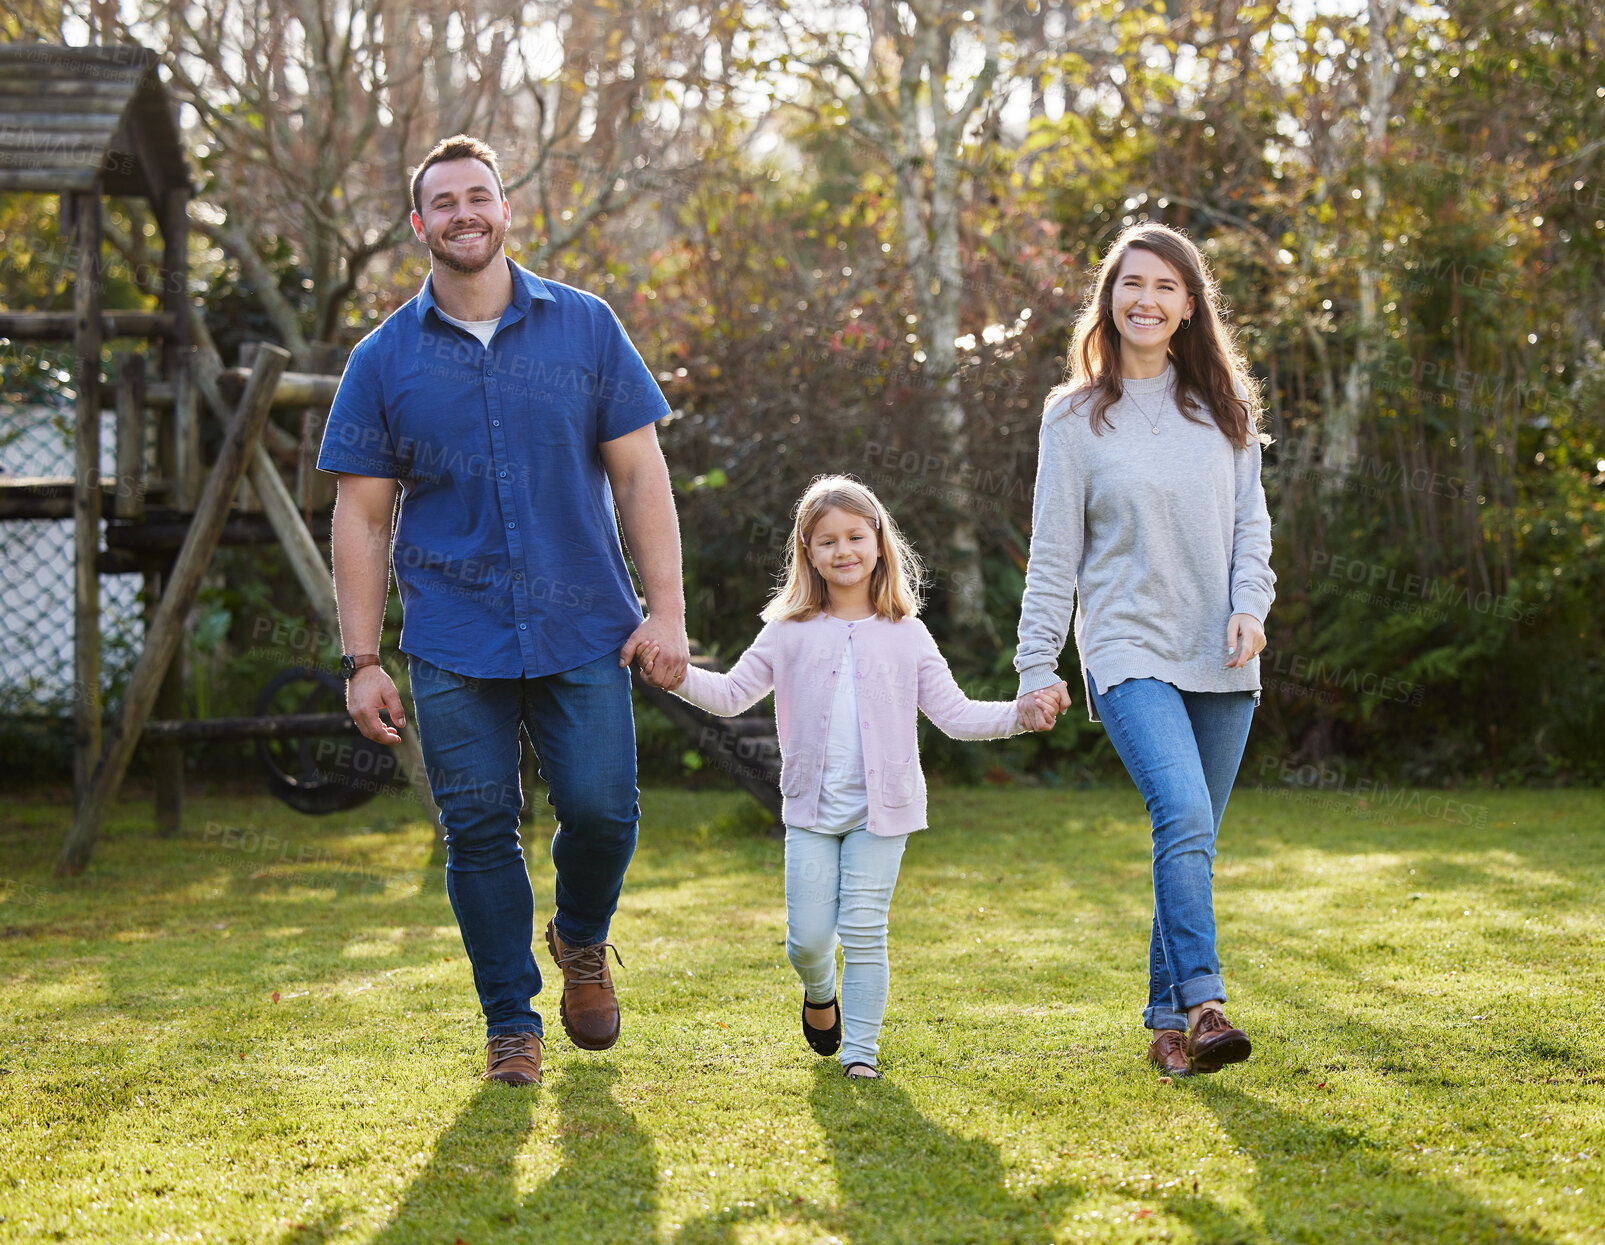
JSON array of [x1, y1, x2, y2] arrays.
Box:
[[55, 345, 291, 877], [71, 190, 103, 813], [148, 567, 183, 837], [113, 352, 146, 520], [174, 361, 201, 511], [155, 187, 191, 832]]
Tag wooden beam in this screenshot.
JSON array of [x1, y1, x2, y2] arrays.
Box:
[[71, 190, 103, 816], [142, 370, 341, 410], [113, 352, 146, 520], [57, 344, 291, 877], [0, 310, 176, 340], [0, 168, 98, 193], [0, 475, 170, 520], [139, 712, 360, 742]]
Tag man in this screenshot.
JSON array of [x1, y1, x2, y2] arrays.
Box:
[[317, 135, 690, 1087]]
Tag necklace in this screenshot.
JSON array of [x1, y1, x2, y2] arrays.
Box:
[[1125, 383, 1167, 435]]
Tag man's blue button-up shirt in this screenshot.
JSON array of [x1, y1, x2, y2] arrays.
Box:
[[316, 259, 670, 678]]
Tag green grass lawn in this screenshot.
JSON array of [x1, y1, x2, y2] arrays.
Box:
[[1, 779, 1602, 1244]]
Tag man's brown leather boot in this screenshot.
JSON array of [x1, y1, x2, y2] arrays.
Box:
[[1147, 1029, 1191, 1077], [545, 918, 622, 1050], [484, 1031, 543, 1086], [1186, 1006, 1252, 1074]]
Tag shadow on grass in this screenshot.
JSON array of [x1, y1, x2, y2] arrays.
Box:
[[670, 1063, 1081, 1243], [1162, 1084, 1551, 1244], [283, 1063, 656, 1245]]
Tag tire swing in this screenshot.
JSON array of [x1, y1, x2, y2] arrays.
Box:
[[255, 666, 395, 814]]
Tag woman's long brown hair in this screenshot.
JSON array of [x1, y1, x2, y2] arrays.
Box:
[[1045, 223, 1264, 448]]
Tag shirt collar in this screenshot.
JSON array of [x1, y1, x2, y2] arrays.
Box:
[[414, 257, 555, 325]]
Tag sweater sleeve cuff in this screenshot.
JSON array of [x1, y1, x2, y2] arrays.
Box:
[[1230, 591, 1272, 624], [1015, 664, 1062, 698]]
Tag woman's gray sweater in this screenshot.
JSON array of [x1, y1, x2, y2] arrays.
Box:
[[1013, 364, 1276, 720]]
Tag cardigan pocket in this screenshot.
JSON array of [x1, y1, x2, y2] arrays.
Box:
[[780, 750, 814, 798], [880, 759, 919, 808]]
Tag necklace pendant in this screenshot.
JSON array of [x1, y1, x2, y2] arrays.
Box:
[[1152, 426, 1161, 434]]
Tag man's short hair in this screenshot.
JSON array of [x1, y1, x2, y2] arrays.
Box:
[[410, 135, 505, 214]]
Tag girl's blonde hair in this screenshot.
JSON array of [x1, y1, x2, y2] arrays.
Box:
[[1046, 222, 1264, 448], [761, 475, 923, 623]]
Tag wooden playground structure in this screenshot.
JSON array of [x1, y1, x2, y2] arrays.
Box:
[[0, 45, 779, 878]]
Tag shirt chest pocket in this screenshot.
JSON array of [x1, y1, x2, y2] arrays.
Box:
[[499, 361, 597, 445]]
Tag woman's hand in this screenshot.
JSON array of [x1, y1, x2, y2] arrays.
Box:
[[1224, 613, 1266, 670], [1018, 681, 1070, 731]]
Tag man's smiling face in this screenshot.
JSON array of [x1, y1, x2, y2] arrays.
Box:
[[411, 157, 511, 275]]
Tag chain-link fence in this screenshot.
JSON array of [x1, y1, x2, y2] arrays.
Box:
[[0, 396, 144, 726]]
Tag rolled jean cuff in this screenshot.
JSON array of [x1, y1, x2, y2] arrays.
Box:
[[1175, 973, 1227, 1012], [1143, 1005, 1189, 1032], [487, 1021, 543, 1039]]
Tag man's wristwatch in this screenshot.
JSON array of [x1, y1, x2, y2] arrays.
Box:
[[340, 653, 382, 680]]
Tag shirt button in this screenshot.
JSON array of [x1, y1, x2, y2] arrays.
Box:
[[519, 623, 527, 631], [500, 470, 508, 478], [506, 521, 515, 529], [491, 419, 500, 427], [514, 571, 523, 580]]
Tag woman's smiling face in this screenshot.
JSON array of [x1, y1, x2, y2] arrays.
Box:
[[1110, 246, 1196, 354]]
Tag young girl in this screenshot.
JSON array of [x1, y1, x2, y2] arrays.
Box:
[[639, 475, 1057, 1078]]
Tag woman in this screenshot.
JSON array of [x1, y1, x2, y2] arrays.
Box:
[[1013, 222, 1275, 1077]]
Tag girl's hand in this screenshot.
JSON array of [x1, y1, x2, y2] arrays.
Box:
[[637, 641, 684, 689], [1032, 690, 1061, 731], [1224, 613, 1266, 670], [1017, 689, 1055, 731]]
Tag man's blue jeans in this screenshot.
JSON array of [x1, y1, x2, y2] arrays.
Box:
[[1088, 675, 1255, 1032], [407, 651, 640, 1038]]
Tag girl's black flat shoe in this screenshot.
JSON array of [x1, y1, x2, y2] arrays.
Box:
[[801, 994, 841, 1056]]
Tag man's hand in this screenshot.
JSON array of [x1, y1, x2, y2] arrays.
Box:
[[633, 639, 685, 690], [621, 616, 689, 689], [347, 665, 407, 744], [1224, 613, 1267, 670]]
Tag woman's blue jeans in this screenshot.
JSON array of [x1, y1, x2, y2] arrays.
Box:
[[1088, 675, 1255, 1032], [407, 652, 640, 1038], [784, 824, 909, 1069]]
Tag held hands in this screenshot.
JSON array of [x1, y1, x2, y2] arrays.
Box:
[[346, 665, 406, 745], [621, 614, 690, 689], [634, 639, 686, 690], [1224, 613, 1267, 670], [1017, 680, 1072, 732]]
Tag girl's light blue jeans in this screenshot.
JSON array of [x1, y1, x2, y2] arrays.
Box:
[[1087, 675, 1255, 1033], [784, 824, 909, 1069]]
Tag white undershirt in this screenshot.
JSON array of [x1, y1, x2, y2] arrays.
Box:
[[811, 630, 870, 834], [437, 308, 501, 348]]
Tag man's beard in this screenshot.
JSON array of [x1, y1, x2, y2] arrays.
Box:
[[424, 217, 507, 275]]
